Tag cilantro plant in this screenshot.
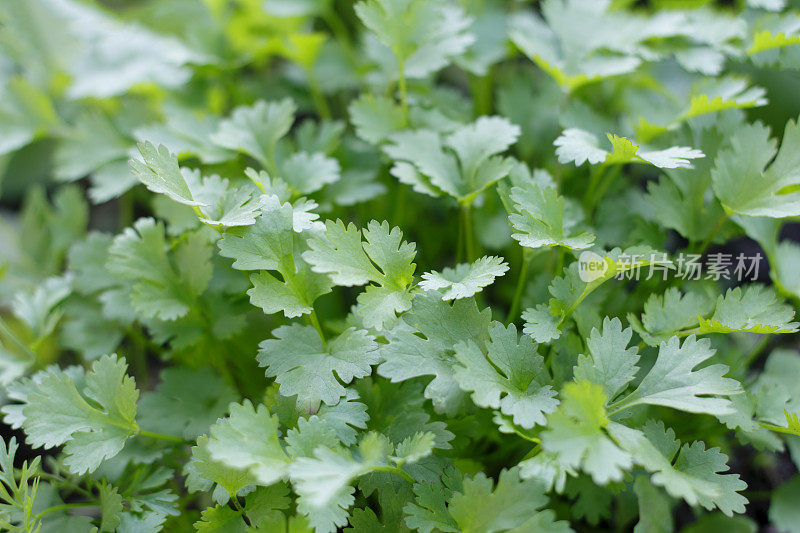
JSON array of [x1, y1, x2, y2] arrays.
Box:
[[2, 0, 800, 531]]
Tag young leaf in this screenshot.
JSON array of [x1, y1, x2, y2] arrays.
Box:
[[508, 183, 595, 250], [129, 142, 206, 207], [541, 381, 633, 485], [554, 128, 704, 169], [379, 291, 492, 415], [573, 317, 640, 402], [419, 256, 508, 300]]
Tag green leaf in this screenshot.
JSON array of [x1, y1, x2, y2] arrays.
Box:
[[218, 200, 332, 317], [355, 0, 474, 79], [211, 99, 296, 169], [379, 291, 492, 415], [610, 335, 742, 416], [108, 218, 211, 320], [633, 474, 673, 533], [130, 142, 207, 207], [554, 129, 704, 169], [541, 381, 632, 484], [628, 288, 714, 346], [19, 354, 139, 474], [194, 505, 247, 533], [712, 118, 800, 217], [509, 183, 595, 250], [205, 401, 290, 486], [453, 322, 558, 429], [384, 117, 520, 202], [697, 286, 798, 335], [405, 467, 568, 533], [258, 324, 380, 408], [610, 421, 747, 516], [769, 475, 800, 533], [185, 435, 257, 504], [139, 367, 238, 440], [349, 94, 406, 144], [419, 256, 508, 300], [280, 151, 341, 195], [303, 220, 416, 329], [573, 317, 640, 402]]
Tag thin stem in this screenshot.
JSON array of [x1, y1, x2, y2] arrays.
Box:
[[308, 309, 326, 345], [392, 183, 407, 228], [463, 203, 476, 262], [397, 58, 409, 126], [582, 163, 607, 211], [470, 72, 492, 117], [0, 316, 37, 361], [306, 69, 332, 120], [372, 465, 414, 484], [506, 252, 532, 323], [321, 7, 356, 64], [457, 207, 465, 263], [696, 212, 730, 255], [138, 430, 190, 445], [741, 335, 772, 370], [231, 497, 245, 514], [33, 502, 96, 520]]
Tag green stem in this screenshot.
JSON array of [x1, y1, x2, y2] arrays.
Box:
[[138, 430, 190, 445], [321, 7, 356, 64], [741, 335, 772, 369], [308, 309, 326, 345], [397, 58, 409, 126], [696, 212, 730, 255], [0, 316, 37, 361], [392, 183, 407, 228], [506, 251, 532, 323], [306, 69, 332, 120], [470, 72, 492, 117], [373, 465, 414, 484], [463, 203, 476, 262], [582, 163, 607, 211], [33, 502, 96, 520]]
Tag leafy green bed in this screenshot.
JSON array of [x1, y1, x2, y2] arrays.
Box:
[[1, 0, 800, 531]]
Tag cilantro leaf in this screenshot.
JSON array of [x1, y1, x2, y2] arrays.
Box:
[[554, 128, 704, 169], [378, 291, 492, 415], [205, 401, 290, 486], [218, 199, 332, 317], [384, 117, 520, 203], [303, 220, 416, 329], [610, 335, 742, 416], [258, 324, 380, 408], [712, 118, 800, 217], [18, 354, 139, 474], [419, 256, 508, 300], [211, 99, 296, 169], [129, 142, 206, 207], [139, 367, 237, 440], [573, 317, 640, 401], [610, 421, 747, 516], [541, 381, 632, 484], [355, 0, 475, 79], [508, 183, 595, 250], [453, 322, 558, 429]]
